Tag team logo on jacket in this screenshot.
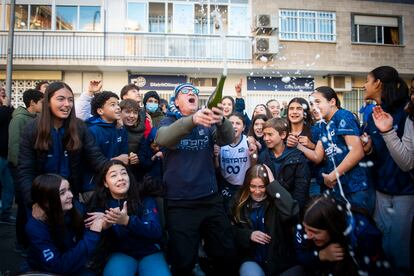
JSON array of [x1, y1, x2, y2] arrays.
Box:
[[42, 249, 54, 262], [117, 137, 122, 143]]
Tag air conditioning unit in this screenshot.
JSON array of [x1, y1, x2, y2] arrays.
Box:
[[256, 14, 278, 29], [328, 76, 352, 92], [254, 36, 279, 55]]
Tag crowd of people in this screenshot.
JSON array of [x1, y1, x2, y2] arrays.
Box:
[[0, 65, 413, 276]]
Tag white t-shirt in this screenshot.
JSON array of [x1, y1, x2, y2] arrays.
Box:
[[220, 135, 251, 186]]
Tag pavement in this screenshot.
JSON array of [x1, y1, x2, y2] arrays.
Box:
[[0, 206, 24, 276]]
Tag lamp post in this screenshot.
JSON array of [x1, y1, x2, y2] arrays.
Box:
[[5, 0, 16, 106]]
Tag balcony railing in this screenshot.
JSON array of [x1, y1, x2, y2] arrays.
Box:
[[0, 31, 252, 62]]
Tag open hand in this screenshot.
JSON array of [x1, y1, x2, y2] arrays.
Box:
[[372, 106, 393, 133], [318, 243, 345, 262], [104, 201, 129, 226], [250, 231, 271, 245]]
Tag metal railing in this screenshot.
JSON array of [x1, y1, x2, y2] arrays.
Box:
[[0, 31, 253, 62]]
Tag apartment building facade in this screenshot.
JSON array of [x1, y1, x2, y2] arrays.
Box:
[[0, 0, 413, 114]]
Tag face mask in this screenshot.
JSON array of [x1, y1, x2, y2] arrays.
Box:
[[146, 102, 159, 113]]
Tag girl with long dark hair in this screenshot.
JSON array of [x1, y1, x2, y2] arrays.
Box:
[[295, 195, 389, 276], [247, 114, 268, 154], [25, 174, 103, 274], [362, 66, 414, 274], [296, 86, 370, 211], [18, 81, 107, 204], [285, 97, 314, 149], [87, 160, 170, 276], [231, 164, 301, 275]]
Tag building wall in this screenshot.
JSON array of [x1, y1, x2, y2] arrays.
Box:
[[252, 0, 414, 75]]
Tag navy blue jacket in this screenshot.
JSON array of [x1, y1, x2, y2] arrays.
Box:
[[25, 214, 100, 275], [158, 115, 233, 200], [235, 98, 251, 135], [138, 136, 163, 181], [99, 197, 163, 260], [365, 102, 414, 195], [85, 116, 128, 159], [259, 146, 310, 210], [18, 119, 108, 203]]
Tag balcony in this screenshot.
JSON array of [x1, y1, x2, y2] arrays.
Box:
[[0, 31, 253, 63]]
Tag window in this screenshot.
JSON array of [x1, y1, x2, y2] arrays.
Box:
[[30, 5, 52, 30], [352, 14, 401, 45], [14, 5, 29, 30], [127, 2, 147, 31], [190, 77, 218, 87], [209, 5, 228, 34], [195, 4, 209, 34], [279, 10, 336, 42], [79, 6, 101, 31], [56, 6, 77, 30], [149, 2, 170, 33]]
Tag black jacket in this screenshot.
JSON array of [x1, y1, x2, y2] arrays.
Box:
[[0, 105, 14, 158], [232, 180, 299, 275], [18, 118, 108, 204], [259, 147, 310, 211]]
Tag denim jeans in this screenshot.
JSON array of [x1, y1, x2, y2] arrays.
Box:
[[239, 261, 265, 276], [374, 191, 414, 275], [103, 252, 170, 276], [0, 158, 14, 218]]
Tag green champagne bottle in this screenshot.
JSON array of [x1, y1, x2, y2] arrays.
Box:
[[207, 74, 226, 109]]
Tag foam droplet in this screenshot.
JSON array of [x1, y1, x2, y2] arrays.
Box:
[[315, 54, 320, 59], [296, 224, 302, 230], [364, 256, 370, 264], [301, 104, 308, 110], [281, 76, 291, 83], [366, 161, 374, 167], [260, 56, 268, 63], [275, 193, 280, 198]]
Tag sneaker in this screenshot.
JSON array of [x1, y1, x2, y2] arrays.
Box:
[[0, 215, 16, 225]]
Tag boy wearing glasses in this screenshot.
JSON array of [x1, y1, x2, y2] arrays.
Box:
[[156, 83, 237, 275]]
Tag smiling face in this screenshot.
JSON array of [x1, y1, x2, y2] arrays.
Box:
[[253, 118, 265, 138], [263, 127, 286, 149], [221, 98, 233, 117], [229, 115, 245, 142], [304, 223, 331, 247], [98, 97, 121, 123], [288, 102, 305, 124], [249, 177, 267, 202], [267, 100, 280, 118], [121, 108, 138, 126], [310, 92, 336, 121], [59, 179, 73, 212], [50, 88, 74, 123], [174, 90, 198, 116], [253, 105, 267, 117], [104, 164, 130, 200]]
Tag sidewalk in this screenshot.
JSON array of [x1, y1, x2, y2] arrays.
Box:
[[0, 203, 23, 275], [0, 223, 23, 275]]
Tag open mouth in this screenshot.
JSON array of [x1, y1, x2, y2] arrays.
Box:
[[188, 98, 195, 104]]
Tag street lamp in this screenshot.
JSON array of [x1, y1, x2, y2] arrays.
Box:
[[5, 0, 16, 106]]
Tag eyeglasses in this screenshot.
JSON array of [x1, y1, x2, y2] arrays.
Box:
[[179, 87, 199, 96]]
